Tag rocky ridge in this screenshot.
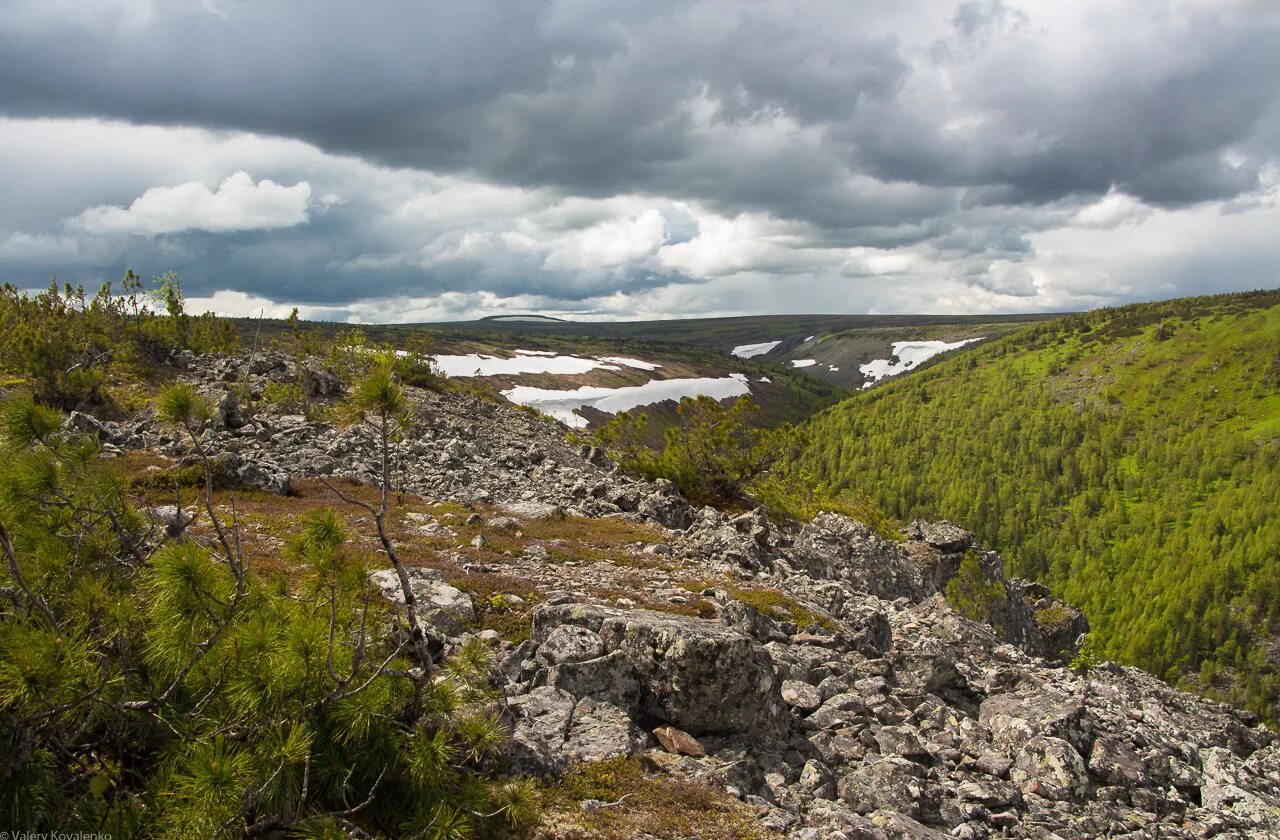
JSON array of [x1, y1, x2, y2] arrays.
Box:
[[82, 351, 1279, 839]]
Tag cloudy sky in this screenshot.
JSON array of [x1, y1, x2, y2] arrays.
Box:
[[2, 0, 1278, 322]]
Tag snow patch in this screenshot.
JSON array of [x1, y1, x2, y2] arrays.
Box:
[[732, 340, 781, 358], [431, 350, 660, 378], [599, 356, 662, 371], [858, 338, 983, 385], [791, 359, 817, 368], [432, 353, 606, 377], [504, 376, 752, 428]]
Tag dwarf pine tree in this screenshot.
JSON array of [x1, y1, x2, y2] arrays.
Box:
[[0, 386, 537, 837]]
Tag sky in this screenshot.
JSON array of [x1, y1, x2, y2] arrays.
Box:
[[1, 0, 1278, 323]]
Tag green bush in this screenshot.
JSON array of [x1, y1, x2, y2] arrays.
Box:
[[0, 392, 537, 835], [945, 550, 1007, 624], [0, 272, 237, 410]]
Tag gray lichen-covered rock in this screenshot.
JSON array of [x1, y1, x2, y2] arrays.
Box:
[[1009, 735, 1089, 801], [506, 688, 647, 773], [596, 608, 787, 736], [369, 567, 475, 638], [792, 513, 928, 601], [837, 757, 941, 823], [535, 624, 605, 667], [979, 690, 1088, 753]]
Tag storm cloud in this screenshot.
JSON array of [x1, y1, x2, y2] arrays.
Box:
[[1, 0, 1278, 319]]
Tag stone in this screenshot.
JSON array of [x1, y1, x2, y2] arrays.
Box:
[[596, 608, 787, 736], [1087, 735, 1146, 786], [536, 624, 605, 667], [955, 779, 1021, 809], [874, 725, 929, 761], [299, 364, 344, 397], [979, 692, 1087, 753], [791, 513, 928, 602], [906, 520, 974, 553], [782, 680, 823, 712], [507, 688, 645, 772], [143, 505, 193, 539], [720, 599, 787, 643], [1009, 736, 1088, 801], [838, 757, 940, 823], [546, 651, 642, 710], [652, 724, 706, 757], [369, 567, 475, 638]]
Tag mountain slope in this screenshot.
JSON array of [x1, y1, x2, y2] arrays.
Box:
[[799, 289, 1280, 722]]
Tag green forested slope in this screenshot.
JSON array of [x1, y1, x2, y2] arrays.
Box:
[[799, 290, 1280, 721]]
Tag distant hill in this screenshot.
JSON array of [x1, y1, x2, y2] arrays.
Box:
[[798, 289, 1280, 722], [478, 314, 569, 323], [239, 311, 1060, 391]]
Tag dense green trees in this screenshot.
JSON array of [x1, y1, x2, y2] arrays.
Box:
[[594, 395, 898, 537], [799, 290, 1280, 722]]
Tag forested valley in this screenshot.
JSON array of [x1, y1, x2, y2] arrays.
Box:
[[799, 290, 1280, 723]]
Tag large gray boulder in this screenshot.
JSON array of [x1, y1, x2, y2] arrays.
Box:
[[506, 687, 647, 773], [979, 690, 1088, 754], [1009, 735, 1089, 801], [531, 603, 786, 736], [837, 756, 941, 823], [598, 608, 786, 735], [370, 567, 475, 638], [791, 513, 928, 601]]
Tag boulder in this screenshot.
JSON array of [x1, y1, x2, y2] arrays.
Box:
[[212, 390, 248, 431], [369, 568, 475, 638], [1009, 735, 1088, 801], [597, 608, 787, 736], [837, 757, 940, 823], [507, 688, 646, 773], [979, 691, 1087, 753], [652, 725, 706, 757], [1087, 735, 1146, 786], [782, 680, 823, 712], [535, 624, 605, 667], [299, 364, 344, 397], [234, 457, 293, 496], [874, 725, 930, 761], [546, 651, 642, 710], [905, 520, 974, 553], [791, 514, 927, 602]]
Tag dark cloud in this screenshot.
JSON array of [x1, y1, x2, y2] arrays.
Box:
[[0, 1, 1278, 317], [4, 1, 1273, 222]]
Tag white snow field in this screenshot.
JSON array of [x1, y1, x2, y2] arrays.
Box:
[[432, 353, 607, 377], [502, 375, 752, 427], [731, 340, 782, 358], [599, 356, 662, 371], [430, 350, 662, 378], [790, 359, 817, 368], [858, 338, 983, 387]]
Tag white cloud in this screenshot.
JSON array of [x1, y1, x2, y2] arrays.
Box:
[[1070, 190, 1152, 228], [68, 171, 311, 235], [542, 209, 667, 271]]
